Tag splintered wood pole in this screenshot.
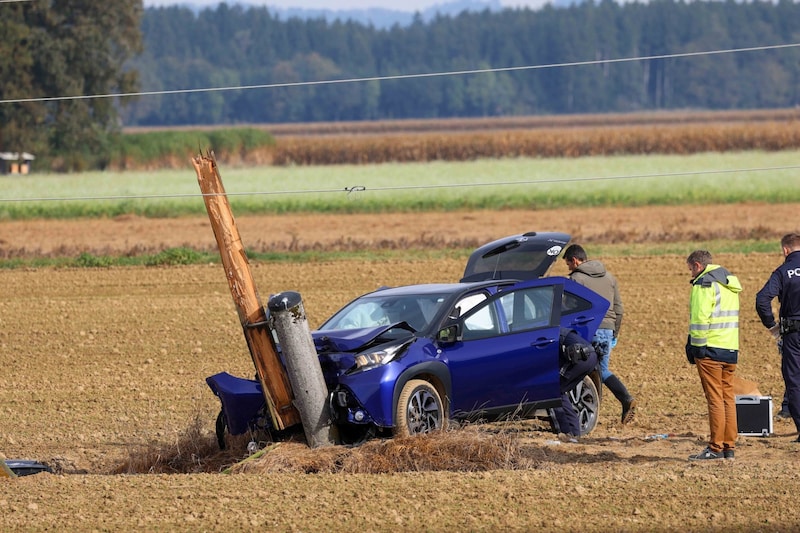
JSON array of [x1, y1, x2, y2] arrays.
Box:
[[192, 151, 301, 430]]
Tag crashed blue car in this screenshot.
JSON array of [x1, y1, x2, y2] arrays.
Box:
[[208, 231, 609, 446]]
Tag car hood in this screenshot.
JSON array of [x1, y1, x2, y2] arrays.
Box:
[[313, 322, 416, 352], [312, 324, 396, 352], [461, 231, 570, 282]]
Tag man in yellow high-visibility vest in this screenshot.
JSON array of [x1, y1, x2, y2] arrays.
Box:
[[685, 250, 742, 461]]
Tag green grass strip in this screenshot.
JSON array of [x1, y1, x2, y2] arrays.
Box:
[[0, 240, 782, 270], [1, 151, 798, 220]]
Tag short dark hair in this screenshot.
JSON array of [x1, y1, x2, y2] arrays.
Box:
[[686, 250, 712, 267], [564, 244, 587, 262], [781, 233, 800, 251]]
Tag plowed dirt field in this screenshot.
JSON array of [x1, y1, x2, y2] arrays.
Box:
[[2, 204, 800, 532]]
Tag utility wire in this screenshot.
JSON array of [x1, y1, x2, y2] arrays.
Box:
[[1, 43, 799, 105], [1, 164, 797, 204], [0, 37, 795, 206]]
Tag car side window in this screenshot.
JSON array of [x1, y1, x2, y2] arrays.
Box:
[[562, 291, 592, 315], [452, 293, 487, 319], [500, 285, 555, 332], [460, 298, 500, 340]]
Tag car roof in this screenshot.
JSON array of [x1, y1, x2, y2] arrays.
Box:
[[461, 231, 571, 282], [361, 281, 509, 298]]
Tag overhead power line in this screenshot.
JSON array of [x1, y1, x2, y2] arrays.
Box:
[[1, 164, 797, 204], [1, 43, 799, 105]]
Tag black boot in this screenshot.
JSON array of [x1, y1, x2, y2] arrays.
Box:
[[604, 374, 637, 424]]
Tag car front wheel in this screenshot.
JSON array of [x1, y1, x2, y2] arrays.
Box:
[[570, 375, 600, 435], [394, 379, 448, 437]]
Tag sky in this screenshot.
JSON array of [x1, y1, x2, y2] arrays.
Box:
[[142, 1, 547, 12]]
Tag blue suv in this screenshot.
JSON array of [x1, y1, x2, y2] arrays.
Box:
[[208, 231, 609, 446]]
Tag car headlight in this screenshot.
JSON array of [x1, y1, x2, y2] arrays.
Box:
[[354, 344, 404, 370]]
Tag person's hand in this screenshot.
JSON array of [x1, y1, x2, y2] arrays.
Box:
[[769, 324, 781, 340]]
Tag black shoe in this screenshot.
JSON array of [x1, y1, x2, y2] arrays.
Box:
[[776, 409, 791, 419], [723, 449, 735, 460], [621, 398, 637, 425], [558, 433, 579, 444], [689, 447, 723, 461]]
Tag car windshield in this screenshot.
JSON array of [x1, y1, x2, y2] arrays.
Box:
[[319, 291, 452, 332]]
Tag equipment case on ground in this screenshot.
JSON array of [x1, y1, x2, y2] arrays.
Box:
[[735, 395, 773, 436]]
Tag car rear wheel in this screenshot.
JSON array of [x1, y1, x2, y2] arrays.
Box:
[[215, 409, 228, 450], [214, 407, 275, 451], [570, 375, 600, 435], [394, 379, 448, 437]]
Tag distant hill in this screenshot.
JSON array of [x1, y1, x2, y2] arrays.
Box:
[[175, 0, 567, 28], [271, 0, 506, 28]]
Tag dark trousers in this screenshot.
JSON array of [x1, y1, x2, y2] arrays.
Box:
[[554, 350, 598, 436], [553, 393, 581, 436], [560, 352, 598, 393], [782, 332, 800, 432]]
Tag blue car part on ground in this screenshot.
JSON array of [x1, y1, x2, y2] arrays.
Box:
[[206, 371, 271, 449], [4, 459, 53, 477]]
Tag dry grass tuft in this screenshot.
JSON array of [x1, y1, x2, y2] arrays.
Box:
[[111, 414, 242, 474], [110, 415, 579, 474], [231, 425, 549, 475], [112, 418, 557, 475]]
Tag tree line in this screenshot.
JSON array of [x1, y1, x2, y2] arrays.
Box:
[[1, 0, 799, 171], [123, 0, 800, 126]]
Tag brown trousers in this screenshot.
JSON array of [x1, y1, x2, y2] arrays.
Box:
[[696, 358, 738, 452]]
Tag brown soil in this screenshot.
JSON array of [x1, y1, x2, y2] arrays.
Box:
[[2, 204, 800, 531], [0, 202, 789, 257]]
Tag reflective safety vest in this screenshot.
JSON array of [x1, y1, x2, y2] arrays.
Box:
[[689, 264, 742, 350]]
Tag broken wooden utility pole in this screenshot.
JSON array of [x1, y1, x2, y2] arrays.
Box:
[[192, 151, 301, 431]]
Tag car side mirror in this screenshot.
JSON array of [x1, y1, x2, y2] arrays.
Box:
[[437, 324, 459, 344]]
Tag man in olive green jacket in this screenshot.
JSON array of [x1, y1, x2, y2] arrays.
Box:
[[564, 244, 636, 425]]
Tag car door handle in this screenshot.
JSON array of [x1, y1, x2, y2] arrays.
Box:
[[570, 316, 595, 326], [531, 338, 556, 348]]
